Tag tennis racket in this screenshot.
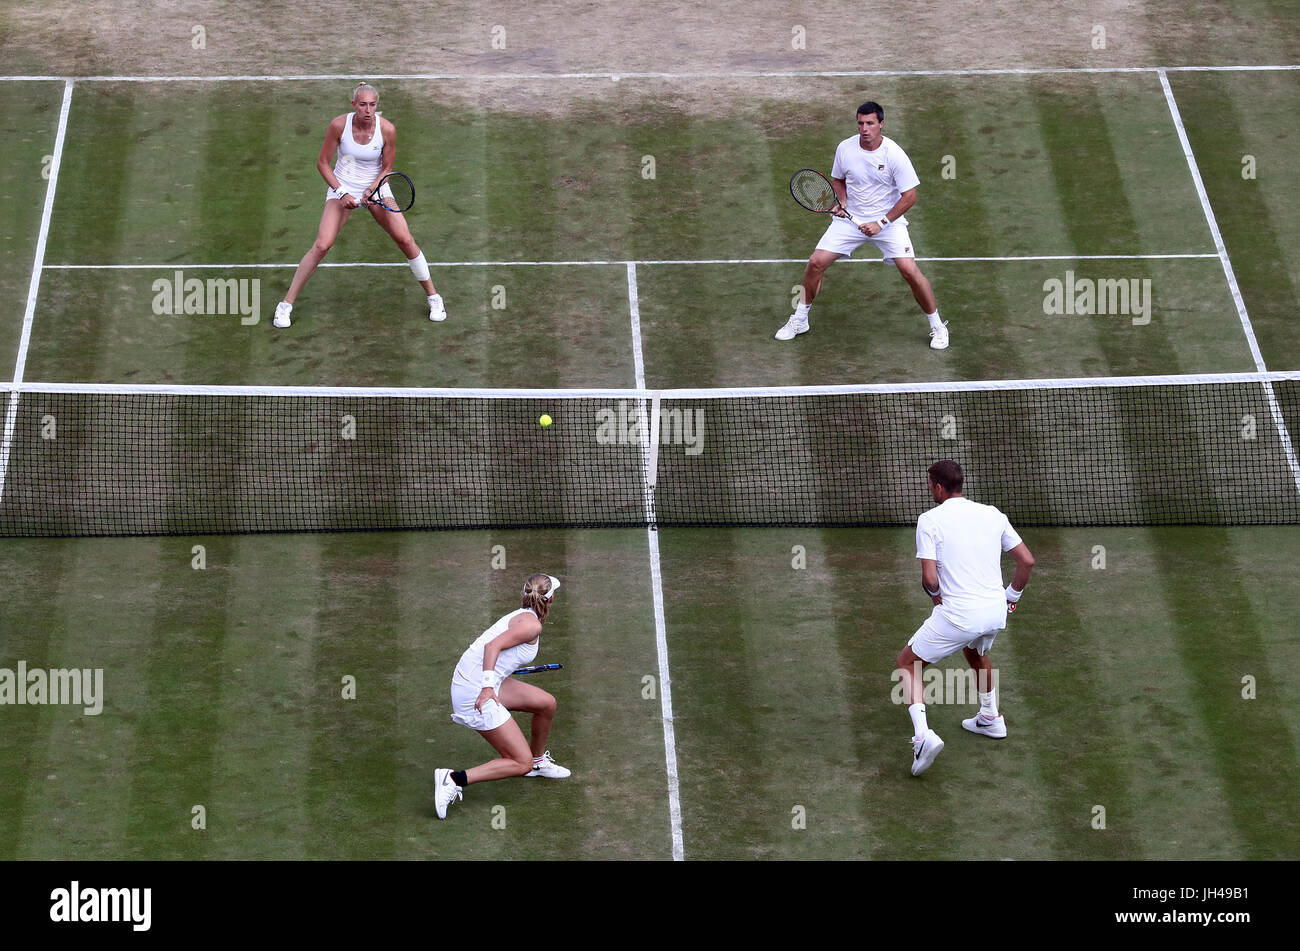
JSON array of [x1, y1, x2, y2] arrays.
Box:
[[365, 171, 415, 213], [789, 168, 865, 227], [513, 664, 563, 676]]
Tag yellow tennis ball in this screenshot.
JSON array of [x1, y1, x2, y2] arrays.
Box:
[[539, 414, 553, 427]]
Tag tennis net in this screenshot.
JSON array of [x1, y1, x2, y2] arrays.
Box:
[[1, 372, 1298, 536]]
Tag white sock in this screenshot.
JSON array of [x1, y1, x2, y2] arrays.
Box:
[[926, 310, 942, 330], [979, 690, 998, 718], [908, 702, 929, 737], [428, 293, 441, 304], [795, 302, 810, 320]]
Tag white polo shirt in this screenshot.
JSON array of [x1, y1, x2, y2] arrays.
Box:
[[831, 134, 920, 222], [916, 497, 1023, 632]]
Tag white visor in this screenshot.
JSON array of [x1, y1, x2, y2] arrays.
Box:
[[527, 575, 562, 602]]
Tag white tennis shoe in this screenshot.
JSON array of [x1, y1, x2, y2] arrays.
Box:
[[428, 294, 447, 322], [433, 768, 463, 819], [962, 713, 1007, 738], [273, 301, 292, 328], [910, 729, 945, 776], [775, 315, 809, 340], [525, 750, 571, 778], [929, 320, 949, 350]]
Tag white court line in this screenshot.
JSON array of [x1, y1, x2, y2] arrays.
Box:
[[1159, 68, 1300, 495], [626, 261, 684, 861], [43, 253, 1220, 270], [0, 79, 73, 500], [627, 263, 647, 389], [0, 65, 1297, 82], [645, 526, 683, 861], [7, 371, 1297, 399]]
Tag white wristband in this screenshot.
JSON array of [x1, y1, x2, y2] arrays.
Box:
[[480, 671, 497, 689], [878, 217, 890, 228], [1005, 585, 1023, 603]]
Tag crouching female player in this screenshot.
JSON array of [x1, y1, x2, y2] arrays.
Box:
[[434, 574, 570, 819]]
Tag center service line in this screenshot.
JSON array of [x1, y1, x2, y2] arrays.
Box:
[[626, 261, 685, 861]]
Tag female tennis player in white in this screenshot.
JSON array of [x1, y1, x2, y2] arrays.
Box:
[[434, 574, 571, 819], [272, 82, 447, 328]]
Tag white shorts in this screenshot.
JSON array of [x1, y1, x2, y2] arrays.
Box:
[[449, 681, 514, 732], [908, 606, 1005, 663], [326, 179, 392, 205], [816, 216, 915, 264]]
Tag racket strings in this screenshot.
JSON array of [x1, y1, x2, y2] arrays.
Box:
[[790, 170, 838, 213], [386, 175, 414, 210]]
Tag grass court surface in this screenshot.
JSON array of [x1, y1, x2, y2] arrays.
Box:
[[1, 52, 1298, 861]]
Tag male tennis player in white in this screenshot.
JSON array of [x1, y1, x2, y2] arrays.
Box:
[[433, 574, 571, 820], [777, 101, 948, 349], [273, 82, 446, 328], [896, 460, 1035, 776]]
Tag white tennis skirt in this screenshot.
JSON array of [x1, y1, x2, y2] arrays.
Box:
[[449, 681, 514, 732]]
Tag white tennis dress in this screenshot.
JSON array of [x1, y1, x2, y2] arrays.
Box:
[[327, 112, 386, 201], [449, 608, 541, 731]]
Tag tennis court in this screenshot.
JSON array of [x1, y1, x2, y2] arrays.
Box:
[[1, 47, 1298, 864]]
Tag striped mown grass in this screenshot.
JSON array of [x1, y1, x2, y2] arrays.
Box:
[[2, 65, 1297, 862]]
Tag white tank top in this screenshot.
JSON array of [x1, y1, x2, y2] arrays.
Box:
[[452, 608, 541, 688], [334, 112, 384, 187]]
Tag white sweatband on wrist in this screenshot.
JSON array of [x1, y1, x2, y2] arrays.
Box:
[[879, 217, 890, 228], [408, 253, 430, 281], [480, 671, 497, 689], [1005, 585, 1023, 603]]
